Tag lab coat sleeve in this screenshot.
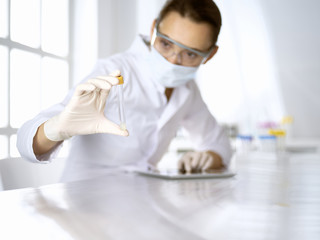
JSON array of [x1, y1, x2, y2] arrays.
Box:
[[17, 95, 71, 163], [180, 82, 233, 167]]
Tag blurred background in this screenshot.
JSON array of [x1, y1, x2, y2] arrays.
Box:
[[1, 0, 319, 190]]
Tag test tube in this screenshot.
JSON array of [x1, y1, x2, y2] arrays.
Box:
[[116, 76, 126, 130]]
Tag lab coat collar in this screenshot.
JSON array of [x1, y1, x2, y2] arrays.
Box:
[[157, 83, 191, 130]]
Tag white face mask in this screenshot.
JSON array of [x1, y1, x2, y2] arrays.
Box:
[[148, 47, 199, 88]]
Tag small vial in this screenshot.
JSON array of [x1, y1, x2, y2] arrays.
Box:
[[268, 129, 286, 151], [258, 135, 277, 152], [236, 135, 254, 154], [281, 116, 293, 140], [116, 76, 126, 130]]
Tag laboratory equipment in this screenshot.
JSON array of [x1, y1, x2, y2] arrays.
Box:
[[281, 116, 293, 139], [269, 129, 286, 151], [257, 121, 279, 136], [116, 76, 126, 130], [258, 135, 277, 152], [236, 134, 254, 154]]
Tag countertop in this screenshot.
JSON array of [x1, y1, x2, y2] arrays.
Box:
[[0, 151, 319, 240]]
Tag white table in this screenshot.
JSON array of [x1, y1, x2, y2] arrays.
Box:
[[0, 150, 319, 240]]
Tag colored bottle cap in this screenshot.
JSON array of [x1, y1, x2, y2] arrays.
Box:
[[237, 135, 253, 141], [268, 129, 286, 137], [117, 76, 124, 85], [259, 135, 277, 140]]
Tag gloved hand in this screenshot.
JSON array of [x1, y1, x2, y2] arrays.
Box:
[[44, 70, 129, 142], [177, 151, 223, 173]]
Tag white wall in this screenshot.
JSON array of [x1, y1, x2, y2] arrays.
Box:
[[72, 0, 98, 85], [197, 0, 320, 138], [97, 0, 137, 58], [259, 0, 320, 138], [96, 0, 165, 58], [198, 0, 285, 135], [72, 0, 165, 80]]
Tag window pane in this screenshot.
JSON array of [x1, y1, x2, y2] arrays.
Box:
[[10, 134, 19, 158], [41, 57, 69, 110], [0, 0, 8, 38], [0, 135, 8, 159], [0, 46, 8, 127], [10, 0, 40, 48], [42, 0, 69, 56], [10, 49, 41, 128]]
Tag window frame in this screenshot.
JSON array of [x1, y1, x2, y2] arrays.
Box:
[[0, 0, 73, 160]]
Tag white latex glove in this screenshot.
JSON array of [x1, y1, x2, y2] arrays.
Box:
[[177, 151, 219, 173], [44, 70, 129, 141]]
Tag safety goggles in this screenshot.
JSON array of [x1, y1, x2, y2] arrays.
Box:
[[150, 21, 214, 67]]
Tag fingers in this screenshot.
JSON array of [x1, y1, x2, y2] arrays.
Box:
[[177, 157, 185, 173], [88, 78, 113, 91], [198, 153, 210, 170], [190, 152, 208, 173], [202, 156, 214, 172], [191, 152, 201, 170], [108, 70, 121, 77], [98, 118, 129, 137], [88, 78, 113, 99], [178, 152, 215, 174], [74, 77, 117, 97], [95, 75, 120, 86], [96, 69, 122, 85], [75, 72, 121, 100], [75, 70, 121, 96], [74, 83, 96, 96], [178, 152, 192, 173]]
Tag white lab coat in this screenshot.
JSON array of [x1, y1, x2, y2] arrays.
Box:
[[17, 35, 232, 182]]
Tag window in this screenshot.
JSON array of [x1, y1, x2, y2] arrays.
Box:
[[0, 0, 71, 160]]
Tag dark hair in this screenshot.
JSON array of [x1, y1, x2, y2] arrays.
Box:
[[158, 0, 222, 45]]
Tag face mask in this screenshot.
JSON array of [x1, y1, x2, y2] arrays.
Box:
[[147, 47, 199, 88]]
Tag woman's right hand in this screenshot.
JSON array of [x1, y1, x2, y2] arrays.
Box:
[[43, 70, 129, 142]]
